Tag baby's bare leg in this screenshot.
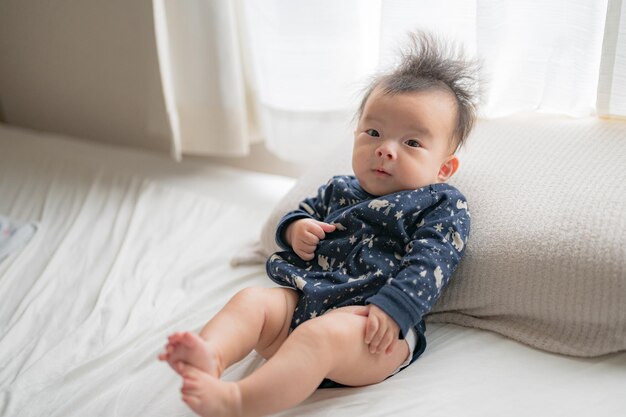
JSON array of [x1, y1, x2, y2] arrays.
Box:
[[159, 287, 298, 377], [179, 307, 410, 417]]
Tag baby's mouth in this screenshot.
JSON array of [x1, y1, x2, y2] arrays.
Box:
[[373, 167, 391, 176]]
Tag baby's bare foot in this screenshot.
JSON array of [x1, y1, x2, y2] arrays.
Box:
[[158, 331, 222, 377], [180, 363, 243, 417]]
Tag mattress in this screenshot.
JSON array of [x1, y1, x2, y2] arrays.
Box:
[[0, 124, 624, 417]]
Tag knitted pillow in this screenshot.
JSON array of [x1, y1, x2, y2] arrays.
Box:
[[246, 115, 626, 357]]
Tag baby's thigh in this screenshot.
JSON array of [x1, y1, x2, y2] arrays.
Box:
[[302, 309, 410, 387], [249, 287, 299, 359]]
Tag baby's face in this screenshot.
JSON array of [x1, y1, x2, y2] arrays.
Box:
[[352, 87, 459, 196]]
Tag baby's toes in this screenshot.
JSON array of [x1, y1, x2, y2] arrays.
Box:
[[182, 394, 203, 414], [168, 332, 186, 345], [182, 375, 200, 393], [165, 357, 185, 376], [180, 331, 204, 349], [178, 362, 200, 378], [158, 341, 176, 361]]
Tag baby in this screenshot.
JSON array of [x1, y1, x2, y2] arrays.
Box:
[[159, 31, 479, 417]]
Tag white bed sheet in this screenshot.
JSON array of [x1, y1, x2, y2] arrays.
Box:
[[0, 124, 625, 417]]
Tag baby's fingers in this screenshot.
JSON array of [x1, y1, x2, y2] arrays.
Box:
[[294, 237, 318, 261], [369, 326, 396, 355], [295, 247, 315, 261], [307, 221, 336, 241], [302, 231, 322, 246], [381, 327, 396, 355], [364, 314, 379, 348], [369, 328, 386, 354], [307, 223, 328, 241]]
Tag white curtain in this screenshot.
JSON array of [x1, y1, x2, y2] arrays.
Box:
[[239, 0, 380, 162], [154, 0, 624, 162], [376, 0, 607, 118]]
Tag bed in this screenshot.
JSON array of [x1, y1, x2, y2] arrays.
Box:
[[1, 121, 625, 417]]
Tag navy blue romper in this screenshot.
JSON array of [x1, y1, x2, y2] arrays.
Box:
[[266, 175, 470, 385]]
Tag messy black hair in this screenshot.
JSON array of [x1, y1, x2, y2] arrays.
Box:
[[357, 31, 480, 151]]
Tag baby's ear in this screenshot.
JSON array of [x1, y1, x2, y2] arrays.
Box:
[[438, 155, 459, 182]]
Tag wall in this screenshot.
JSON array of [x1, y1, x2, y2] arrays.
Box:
[[0, 1, 306, 177], [0, 0, 172, 153]]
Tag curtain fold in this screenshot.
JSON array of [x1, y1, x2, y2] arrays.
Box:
[[154, 0, 624, 162], [597, 0, 626, 118], [153, 0, 250, 160]]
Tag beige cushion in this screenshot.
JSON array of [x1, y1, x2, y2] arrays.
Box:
[[236, 114, 626, 357]]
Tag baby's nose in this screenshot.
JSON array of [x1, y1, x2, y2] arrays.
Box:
[[376, 144, 396, 160]]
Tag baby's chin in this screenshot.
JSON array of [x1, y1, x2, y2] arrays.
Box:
[[357, 175, 439, 196], [357, 178, 407, 197]]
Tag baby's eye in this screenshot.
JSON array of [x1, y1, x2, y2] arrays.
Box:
[[366, 129, 380, 138], [405, 139, 421, 148]]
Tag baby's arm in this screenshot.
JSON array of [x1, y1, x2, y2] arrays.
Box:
[[366, 190, 471, 341], [284, 219, 335, 261]]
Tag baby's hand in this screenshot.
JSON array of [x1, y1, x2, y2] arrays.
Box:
[[286, 218, 336, 261], [363, 305, 400, 355]]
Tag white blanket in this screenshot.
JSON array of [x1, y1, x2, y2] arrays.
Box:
[[0, 215, 37, 263]]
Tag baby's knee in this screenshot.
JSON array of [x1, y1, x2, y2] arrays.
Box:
[[231, 287, 266, 305], [293, 313, 366, 351], [231, 287, 298, 312]]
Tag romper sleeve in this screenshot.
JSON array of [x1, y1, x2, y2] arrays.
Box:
[[274, 177, 337, 250], [366, 188, 471, 338]]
